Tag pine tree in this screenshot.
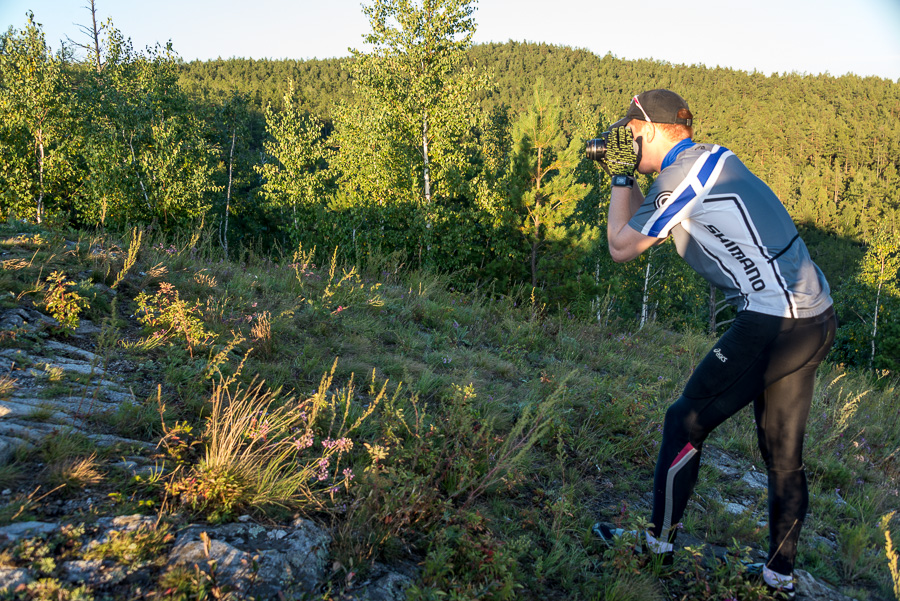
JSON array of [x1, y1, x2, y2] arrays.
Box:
[[509, 79, 591, 288]]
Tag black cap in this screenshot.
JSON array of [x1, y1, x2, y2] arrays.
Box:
[[612, 89, 693, 128]]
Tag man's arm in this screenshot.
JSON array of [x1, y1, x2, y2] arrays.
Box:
[[607, 185, 660, 263]]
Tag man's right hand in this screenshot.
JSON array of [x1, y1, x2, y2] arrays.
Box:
[[605, 126, 638, 177]]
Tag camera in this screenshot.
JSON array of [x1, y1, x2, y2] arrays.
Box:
[[585, 130, 610, 162]]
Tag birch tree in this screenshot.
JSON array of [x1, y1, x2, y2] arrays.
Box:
[[0, 13, 69, 223], [256, 84, 331, 245], [858, 225, 900, 369], [333, 0, 487, 207]]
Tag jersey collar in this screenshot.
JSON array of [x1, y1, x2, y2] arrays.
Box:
[[661, 138, 696, 172]]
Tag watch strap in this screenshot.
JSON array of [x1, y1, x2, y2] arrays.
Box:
[[611, 175, 635, 188]]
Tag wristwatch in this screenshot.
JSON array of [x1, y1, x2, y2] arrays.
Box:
[[611, 175, 635, 188]]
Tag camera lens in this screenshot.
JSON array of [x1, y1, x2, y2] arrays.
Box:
[[585, 131, 610, 162]]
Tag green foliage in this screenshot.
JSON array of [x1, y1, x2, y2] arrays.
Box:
[[40, 271, 88, 333], [0, 13, 72, 224], [134, 282, 213, 354], [509, 79, 595, 290], [255, 83, 331, 247], [83, 523, 173, 564], [833, 223, 900, 371], [407, 513, 521, 601]]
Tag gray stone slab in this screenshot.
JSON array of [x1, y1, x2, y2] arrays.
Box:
[[0, 568, 32, 592], [0, 521, 57, 541], [43, 341, 99, 362]]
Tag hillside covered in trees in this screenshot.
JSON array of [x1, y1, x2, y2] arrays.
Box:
[[2, 4, 899, 370]]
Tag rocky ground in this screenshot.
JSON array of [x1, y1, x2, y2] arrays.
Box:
[[0, 301, 414, 600], [0, 290, 861, 600]]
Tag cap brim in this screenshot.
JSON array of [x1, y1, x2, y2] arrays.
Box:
[[610, 117, 632, 129]]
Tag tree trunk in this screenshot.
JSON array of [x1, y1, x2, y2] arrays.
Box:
[[124, 131, 150, 210], [640, 251, 653, 329], [222, 126, 235, 255], [89, 0, 102, 73], [36, 128, 45, 224], [708, 283, 717, 334], [422, 113, 431, 203], [870, 255, 885, 370]]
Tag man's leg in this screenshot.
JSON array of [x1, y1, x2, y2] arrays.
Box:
[[649, 312, 782, 542], [754, 308, 836, 576]]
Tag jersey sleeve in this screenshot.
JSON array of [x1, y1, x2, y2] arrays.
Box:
[[628, 145, 733, 239], [628, 180, 676, 239]]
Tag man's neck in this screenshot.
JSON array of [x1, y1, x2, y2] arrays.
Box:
[[661, 138, 696, 171]]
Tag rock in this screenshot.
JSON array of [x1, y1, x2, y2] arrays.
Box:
[[92, 284, 116, 298], [0, 521, 57, 542], [168, 538, 253, 588], [795, 569, 858, 600], [73, 320, 102, 336], [24, 310, 58, 329], [92, 514, 159, 545], [741, 470, 768, 490], [0, 567, 32, 592], [170, 517, 332, 596], [43, 341, 98, 362], [284, 517, 332, 591], [351, 570, 414, 601], [0, 310, 27, 331], [61, 559, 127, 587], [724, 502, 749, 515], [811, 535, 838, 552], [702, 446, 747, 478]]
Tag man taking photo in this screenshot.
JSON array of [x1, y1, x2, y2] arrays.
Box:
[[593, 89, 837, 600]]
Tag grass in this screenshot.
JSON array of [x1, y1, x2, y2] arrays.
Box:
[[0, 221, 897, 600]]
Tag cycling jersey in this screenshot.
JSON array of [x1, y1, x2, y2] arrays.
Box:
[[628, 143, 832, 318]]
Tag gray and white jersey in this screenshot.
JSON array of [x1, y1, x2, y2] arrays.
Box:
[[629, 143, 832, 318]]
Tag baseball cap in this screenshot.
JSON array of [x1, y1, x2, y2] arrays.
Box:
[[611, 89, 693, 128]]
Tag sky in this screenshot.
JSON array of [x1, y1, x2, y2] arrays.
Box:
[[2, 0, 899, 81]]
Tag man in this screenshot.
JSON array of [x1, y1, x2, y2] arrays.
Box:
[[593, 89, 836, 599]]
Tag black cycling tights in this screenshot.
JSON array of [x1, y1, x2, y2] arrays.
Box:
[[649, 307, 836, 575]]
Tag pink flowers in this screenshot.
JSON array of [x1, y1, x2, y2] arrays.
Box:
[[322, 437, 353, 453], [292, 431, 314, 450]]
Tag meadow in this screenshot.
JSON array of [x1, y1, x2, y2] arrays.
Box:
[[0, 220, 898, 600]]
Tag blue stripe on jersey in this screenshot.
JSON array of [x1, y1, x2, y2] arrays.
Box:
[[647, 146, 730, 238], [649, 187, 695, 237]]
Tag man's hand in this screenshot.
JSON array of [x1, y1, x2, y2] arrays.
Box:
[[605, 126, 638, 177]]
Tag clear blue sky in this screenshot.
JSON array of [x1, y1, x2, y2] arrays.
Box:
[[3, 0, 899, 81]]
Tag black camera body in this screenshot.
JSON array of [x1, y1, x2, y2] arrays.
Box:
[[585, 130, 610, 162]]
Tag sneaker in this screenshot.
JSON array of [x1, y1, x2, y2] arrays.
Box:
[[592, 522, 674, 567], [744, 562, 796, 599]]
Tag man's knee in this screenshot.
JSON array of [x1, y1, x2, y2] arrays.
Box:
[[664, 397, 704, 443]]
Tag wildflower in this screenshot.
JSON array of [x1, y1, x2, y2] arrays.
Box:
[[322, 438, 353, 453], [248, 415, 271, 441], [342, 468, 354, 481], [316, 457, 330, 481], [292, 432, 314, 450]]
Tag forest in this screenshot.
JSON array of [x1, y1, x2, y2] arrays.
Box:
[[1, 2, 899, 371]]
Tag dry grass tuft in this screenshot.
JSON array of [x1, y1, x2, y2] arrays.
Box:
[[42, 453, 104, 490]]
